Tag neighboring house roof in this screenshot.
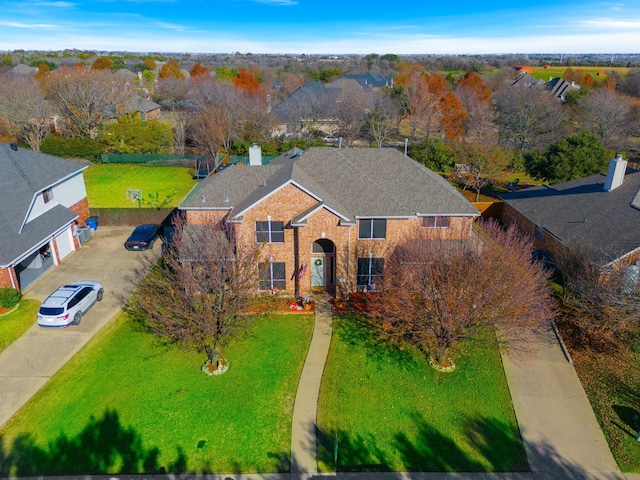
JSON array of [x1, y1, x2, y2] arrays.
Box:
[[511, 72, 544, 88], [271, 81, 340, 123], [0, 144, 86, 267], [340, 73, 394, 89], [127, 94, 161, 114], [545, 77, 579, 100], [501, 168, 640, 266], [11, 64, 38, 75], [180, 147, 479, 223]]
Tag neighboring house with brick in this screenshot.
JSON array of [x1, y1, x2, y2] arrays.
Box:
[[179, 147, 479, 297], [0, 143, 90, 290], [501, 154, 640, 268]]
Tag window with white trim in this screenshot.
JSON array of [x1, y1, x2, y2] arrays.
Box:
[[358, 218, 386, 239], [258, 262, 286, 291], [422, 216, 451, 228], [255, 220, 284, 243], [42, 188, 53, 204], [356, 257, 384, 287]]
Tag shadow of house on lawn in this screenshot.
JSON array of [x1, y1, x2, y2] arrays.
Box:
[[0, 409, 186, 476]]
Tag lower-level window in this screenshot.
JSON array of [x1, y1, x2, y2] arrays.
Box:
[[356, 257, 384, 287], [258, 262, 286, 291]]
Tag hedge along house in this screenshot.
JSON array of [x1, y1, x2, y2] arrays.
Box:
[[501, 154, 640, 268], [179, 147, 479, 297], [0, 143, 90, 291]]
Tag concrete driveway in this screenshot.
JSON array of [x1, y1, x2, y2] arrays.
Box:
[[0, 226, 159, 428]]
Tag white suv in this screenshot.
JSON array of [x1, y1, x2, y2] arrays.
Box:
[[37, 281, 104, 327]]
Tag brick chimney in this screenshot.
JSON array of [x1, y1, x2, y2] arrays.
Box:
[[603, 154, 627, 191]]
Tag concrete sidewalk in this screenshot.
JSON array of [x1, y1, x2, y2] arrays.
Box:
[[0, 226, 158, 428]]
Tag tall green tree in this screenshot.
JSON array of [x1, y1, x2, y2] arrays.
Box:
[[525, 131, 609, 184], [100, 114, 173, 154]]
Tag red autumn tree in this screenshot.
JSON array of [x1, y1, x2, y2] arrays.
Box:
[[190, 62, 210, 79], [91, 57, 113, 71], [456, 71, 491, 103], [369, 220, 555, 368], [439, 92, 467, 140], [232, 67, 262, 95], [426, 72, 448, 97]]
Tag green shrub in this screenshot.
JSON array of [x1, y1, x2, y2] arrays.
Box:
[[0, 288, 21, 309], [41, 135, 105, 163]]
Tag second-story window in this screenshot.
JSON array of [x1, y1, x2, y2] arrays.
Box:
[[42, 188, 53, 204], [358, 218, 386, 239], [255, 220, 285, 243]]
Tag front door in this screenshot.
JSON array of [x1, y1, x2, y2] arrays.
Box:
[[311, 257, 325, 288]]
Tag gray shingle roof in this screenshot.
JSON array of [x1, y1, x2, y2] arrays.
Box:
[[501, 169, 640, 266], [180, 147, 479, 223], [0, 143, 86, 267]]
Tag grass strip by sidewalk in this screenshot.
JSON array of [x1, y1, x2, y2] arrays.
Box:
[[84, 164, 197, 208], [0, 312, 313, 475], [571, 347, 640, 472], [317, 313, 527, 472], [0, 300, 39, 354]]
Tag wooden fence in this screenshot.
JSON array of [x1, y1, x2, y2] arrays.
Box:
[[88, 208, 177, 227]]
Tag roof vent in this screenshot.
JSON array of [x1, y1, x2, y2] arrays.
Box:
[[10, 143, 18, 151], [604, 154, 627, 192]]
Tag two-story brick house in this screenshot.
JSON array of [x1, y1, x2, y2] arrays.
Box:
[[179, 147, 479, 296], [0, 143, 90, 290]]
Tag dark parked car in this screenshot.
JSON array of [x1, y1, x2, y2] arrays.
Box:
[[124, 224, 161, 251]]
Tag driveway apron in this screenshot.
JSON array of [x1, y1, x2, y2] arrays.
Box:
[[0, 226, 159, 428]]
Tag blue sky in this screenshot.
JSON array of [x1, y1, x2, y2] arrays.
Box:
[[0, 0, 638, 54]]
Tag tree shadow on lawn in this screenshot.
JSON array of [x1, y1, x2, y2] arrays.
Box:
[[317, 412, 528, 472], [0, 409, 186, 476]]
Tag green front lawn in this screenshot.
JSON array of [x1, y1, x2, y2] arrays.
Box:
[[84, 164, 197, 208], [0, 300, 39, 353], [317, 314, 527, 472], [0, 312, 313, 476]]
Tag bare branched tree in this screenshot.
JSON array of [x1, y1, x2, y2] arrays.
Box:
[[127, 214, 262, 362], [0, 74, 55, 151], [333, 80, 372, 146], [554, 244, 640, 348], [578, 88, 633, 150], [369, 221, 555, 367], [187, 79, 241, 169], [366, 92, 400, 147], [40, 67, 130, 138], [494, 84, 566, 151]]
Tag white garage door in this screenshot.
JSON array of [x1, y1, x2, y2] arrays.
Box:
[[55, 227, 74, 260]]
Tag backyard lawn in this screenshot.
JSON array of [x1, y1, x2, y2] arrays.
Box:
[[84, 164, 197, 208], [317, 314, 527, 472], [0, 312, 313, 476], [0, 300, 39, 354]]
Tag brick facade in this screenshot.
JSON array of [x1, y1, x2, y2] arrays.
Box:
[[0, 266, 17, 289], [187, 183, 475, 297]]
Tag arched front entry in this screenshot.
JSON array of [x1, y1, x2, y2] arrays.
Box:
[[311, 238, 335, 293]]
